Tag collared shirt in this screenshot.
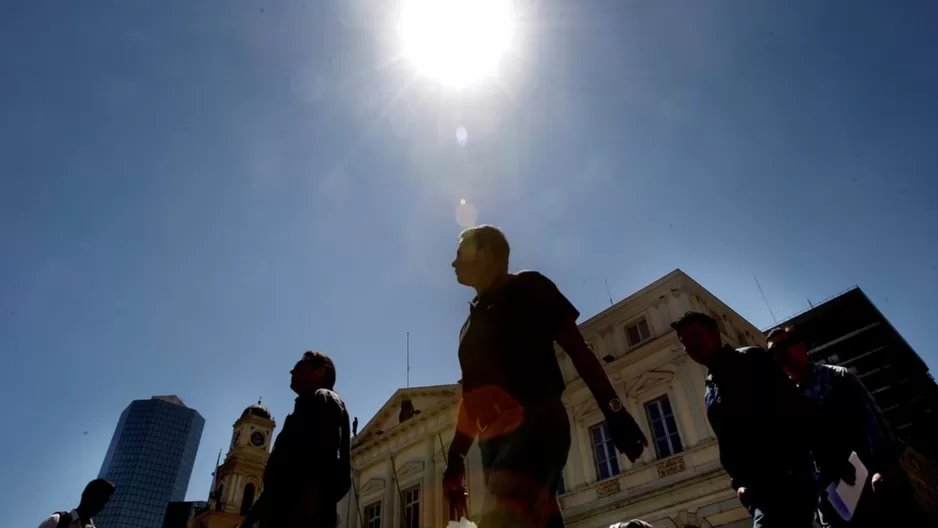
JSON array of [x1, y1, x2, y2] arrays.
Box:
[[262, 389, 351, 508], [799, 362, 897, 474], [458, 271, 578, 418], [704, 346, 818, 492], [38, 509, 93, 528]]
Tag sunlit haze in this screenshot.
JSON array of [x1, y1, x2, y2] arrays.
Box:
[[398, 0, 515, 88], [2, 1, 938, 527]]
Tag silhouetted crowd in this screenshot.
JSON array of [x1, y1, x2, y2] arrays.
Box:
[[43, 226, 937, 528]]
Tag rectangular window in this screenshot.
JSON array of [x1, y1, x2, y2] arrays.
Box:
[[645, 396, 683, 459], [590, 422, 620, 480], [404, 487, 420, 528], [364, 502, 381, 528], [625, 318, 652, 347]]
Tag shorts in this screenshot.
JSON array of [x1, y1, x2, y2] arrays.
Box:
[[477, 400, 571, 527]]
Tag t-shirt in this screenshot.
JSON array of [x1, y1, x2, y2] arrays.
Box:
[[458, 271, 579, 417]]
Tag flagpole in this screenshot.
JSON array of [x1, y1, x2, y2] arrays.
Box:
[[389, 454, 408, 527]]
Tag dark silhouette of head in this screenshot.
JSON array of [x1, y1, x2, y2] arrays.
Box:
[[671, 311, 722, 365], [767, 325, 810, 377], [78, 479, 115, 518], [451, 225, 510, 292], [290, 351, 336, 395]]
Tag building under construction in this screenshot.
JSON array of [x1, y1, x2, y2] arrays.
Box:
[[769, 287, 938, 460]]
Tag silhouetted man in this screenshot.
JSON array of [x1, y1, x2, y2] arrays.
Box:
[[39, 479, 115, 528], [444, 225, 647, 528], [243, 351, 351, 528], [767, 325, 923, 527], [672, 312, 823, 528]]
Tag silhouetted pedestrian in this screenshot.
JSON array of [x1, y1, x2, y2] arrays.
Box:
[[242, 351, 351, 528], [672, 312, 824, 528], [39, 479, 115, 528], [768, 325, 925, 527], [444, 225, 647, 528]]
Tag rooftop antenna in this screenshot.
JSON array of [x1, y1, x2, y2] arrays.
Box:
[[406, 331, 410, 388], [604, 278, 614, 307], [754, 276, 778, 324]]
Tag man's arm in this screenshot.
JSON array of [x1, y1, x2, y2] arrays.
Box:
[[838, 369, 897, 472], [38, 515, 57, 528], [556, 320, 623, 411], [556, 319, 647, 461], [524, 271, 647, 461], [447, 398, 478, 461], [707, 407, 749, 492]]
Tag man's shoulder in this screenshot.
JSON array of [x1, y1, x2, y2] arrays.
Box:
[[819, 363, 849, 376], [38, 513, 64, 528], [734, 346, 775, 365], [314, 388, 346, 409], [513, 270, 551, 287], [736, 345, 769, 356]]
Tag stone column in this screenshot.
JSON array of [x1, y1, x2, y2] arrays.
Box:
[[383, 457, 395, 528], [422, 438, 435, 528], [566, 403, 585, 488], [433, 449, 446, 527], [675, 360, 708, 447]]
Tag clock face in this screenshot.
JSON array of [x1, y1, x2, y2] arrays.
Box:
[[251, 432, 265, 447]]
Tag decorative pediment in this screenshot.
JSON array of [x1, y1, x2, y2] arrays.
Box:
[[359, 478, 385, 496], [625, 369, 675, 397], [356, 384, 461, 443], [396, 459, 425, 481]]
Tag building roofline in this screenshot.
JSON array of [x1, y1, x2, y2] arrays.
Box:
[[577, 269, 685, 328], [151, 395, 188, 408], [768, 285, 860, 330]]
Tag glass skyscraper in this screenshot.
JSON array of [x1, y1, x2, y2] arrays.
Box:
[[96, 395, 205, 528]]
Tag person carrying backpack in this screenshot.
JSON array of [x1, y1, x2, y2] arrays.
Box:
[[39, 479, 115, 528]]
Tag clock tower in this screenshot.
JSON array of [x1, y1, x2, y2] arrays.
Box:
[[189, 401, 276, 528]]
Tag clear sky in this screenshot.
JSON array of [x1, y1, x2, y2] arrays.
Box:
[[2, 1, 937, 525]]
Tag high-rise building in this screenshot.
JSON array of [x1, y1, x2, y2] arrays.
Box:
[[769, 287, 938, 459], [96, 395, 205, 528]]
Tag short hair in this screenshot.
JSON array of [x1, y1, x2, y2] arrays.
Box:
[[82, 479, 115, 499], [767, 325, 798, 344], [459, 225, 510, 268], [301, 351, 336, 389], [670, 311, 719, 334]]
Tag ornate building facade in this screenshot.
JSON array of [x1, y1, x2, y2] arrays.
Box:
[[189, 402, 276, 528], [339, 269, 764, 528]]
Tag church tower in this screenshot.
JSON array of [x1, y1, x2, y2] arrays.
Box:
[[189, 401, 276, 528]]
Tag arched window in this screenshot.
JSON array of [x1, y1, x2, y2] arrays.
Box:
[[240, 483, 256, 516]]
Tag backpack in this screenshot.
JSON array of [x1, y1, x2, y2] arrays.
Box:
[[54, 511, 72, 528]]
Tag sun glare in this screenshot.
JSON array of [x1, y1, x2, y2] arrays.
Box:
[[398, 0, 514, 88]]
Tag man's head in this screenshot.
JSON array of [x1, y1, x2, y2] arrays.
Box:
[[671, 311, 723, 365], [767, 326, 809, 375], [451, 225, 510, 290], [290, 351, 336, 395], [78, 479, 115, 517]]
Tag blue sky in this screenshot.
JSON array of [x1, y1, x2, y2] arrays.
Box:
[[2, 0, 937, 525]]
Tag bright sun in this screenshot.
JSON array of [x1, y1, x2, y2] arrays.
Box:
[[398, 0, 514, 89]]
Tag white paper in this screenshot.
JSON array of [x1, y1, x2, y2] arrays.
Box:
[[825, 451, 869, 521], [446, 517, 477, 528]]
